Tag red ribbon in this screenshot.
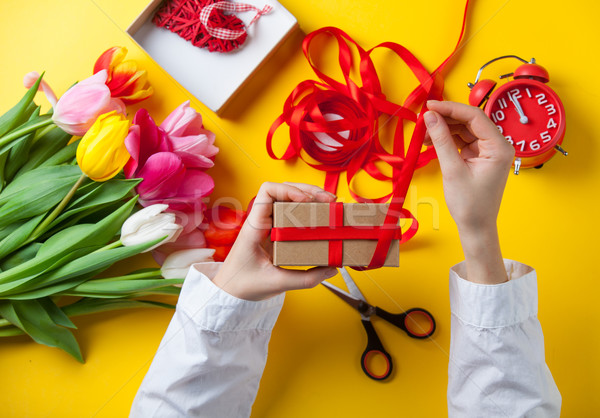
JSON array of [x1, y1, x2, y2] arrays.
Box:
[[267, 2, 470, 268]]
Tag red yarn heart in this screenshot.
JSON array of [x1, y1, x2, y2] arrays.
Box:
[[153, 0, 248, 53]]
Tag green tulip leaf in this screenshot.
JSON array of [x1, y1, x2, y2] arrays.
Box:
[[4, 107, 41, 182], [0, 165, 82, 229], [14, 127, 73, 177], [38, 297, 76, 329], [0, 114, 53, 155], [48, 179, 141, 230], [0, 243, 42, 271], [65, 279, 184, 297], [0, 198, 137, 291], [0, 299, 83, 362], [0, 73, 43, 138], [6, 238, 160, 299], [0, 214, 44, 261]]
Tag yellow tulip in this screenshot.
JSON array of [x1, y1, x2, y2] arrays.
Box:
[[76, 111, 131, 182]]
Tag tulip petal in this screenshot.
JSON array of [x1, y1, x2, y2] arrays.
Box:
[[94, 47, 125, 76], [121, 204, 170, 236], [125, 109, 170, 179], [175, 169, 215, 198], [136, 152, 186, 200], [162, 248, 216, 270], [23, 71, 58, 108]]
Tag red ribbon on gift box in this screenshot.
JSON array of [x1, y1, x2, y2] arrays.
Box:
[[271, 202, 415, 267], [268, 2, 470, 268]]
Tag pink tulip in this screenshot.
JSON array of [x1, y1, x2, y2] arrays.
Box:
[[160, 101, 218, 169], [23, 72, 58, 108], [52, 70, 126, 136], [125, 108, 215, 215]]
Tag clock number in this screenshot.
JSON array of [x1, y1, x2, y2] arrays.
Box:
[[525, 88, 532, 98], [540, 131, 552, 143], [510, 88, 522, 100], [516, 140, 526, 152], [536, 93, 547, 105], [547, 118, 557, 129], [530, 140, 541, 151], [496, 125, 503, 134], [505, 135, 513, 144], [546, 104, 556, 115], [491, 110, 505, 123], [498, 98, 508, 109]]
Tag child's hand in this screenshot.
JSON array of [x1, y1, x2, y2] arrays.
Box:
[[212, 182, 338, 301], [424, 100, 514, 284]]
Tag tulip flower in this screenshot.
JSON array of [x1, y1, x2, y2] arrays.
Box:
[[52, 71, 126, 136], [160, 101, 218, 169], [204, 206, 247, 262], [161, 248, 216, 279], [76, 111, 132, 181], [124, 109, 215, 212], [94, 46, 153, 104], [121, 204, 183, 252]]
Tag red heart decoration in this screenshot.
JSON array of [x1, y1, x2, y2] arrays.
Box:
[[153, 0, 247, 53]]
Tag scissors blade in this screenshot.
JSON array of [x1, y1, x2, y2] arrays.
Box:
[[340, 267, 367, 302], [321, 281, 363, 311]]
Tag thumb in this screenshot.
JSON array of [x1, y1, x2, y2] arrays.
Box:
[[275, 266, 338, 292], [423, 111, 464, 176]]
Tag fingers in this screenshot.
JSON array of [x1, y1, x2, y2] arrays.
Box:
[[283, 182, 337, 202], [427, 100, 504, 142], [273, 266, 338, 293], [423, 110, 465, 177], [243, 182, 336, 244]]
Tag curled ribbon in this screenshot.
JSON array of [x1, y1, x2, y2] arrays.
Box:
[[200, 1, 273, 40], [267, 2, 470, 268]]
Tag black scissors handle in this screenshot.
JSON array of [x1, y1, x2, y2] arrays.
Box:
[[375, 307, 436, 339], [360, 319, 393, 381]]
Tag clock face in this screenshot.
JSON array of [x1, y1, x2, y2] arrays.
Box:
[[485, 79, 565, 158]]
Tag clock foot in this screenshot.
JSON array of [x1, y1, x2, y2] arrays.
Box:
[[554, 145, 568, 156], [513, 158, 521, 175], [534, 164, 544, 169]]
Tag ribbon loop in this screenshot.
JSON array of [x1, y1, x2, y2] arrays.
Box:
[[200, 1, 272, 40]]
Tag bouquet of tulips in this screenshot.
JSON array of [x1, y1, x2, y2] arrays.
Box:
[[0, 47, 229, 362]]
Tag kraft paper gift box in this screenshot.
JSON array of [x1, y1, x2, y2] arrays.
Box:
[[127, 0, 298, 115], [271, 202, 400, 267]]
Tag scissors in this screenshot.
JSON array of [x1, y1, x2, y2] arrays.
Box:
[[321, 267, 436, 381]]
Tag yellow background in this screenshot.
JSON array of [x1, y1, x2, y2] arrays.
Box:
[[0, 0, 598, 416]]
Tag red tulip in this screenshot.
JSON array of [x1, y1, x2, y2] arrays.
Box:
[[94, 46, 153, 104], [204, 206, 247, 262]]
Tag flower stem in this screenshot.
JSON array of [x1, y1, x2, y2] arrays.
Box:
[[28, 173, 87, 241], [93, 239, 123, 253], [0, 116, 53, 148]]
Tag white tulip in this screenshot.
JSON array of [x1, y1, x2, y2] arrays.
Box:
[[161, 248, 216, 279], [121, 204, 183, 252]]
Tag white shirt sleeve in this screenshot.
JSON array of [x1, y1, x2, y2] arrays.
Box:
[[130, 263, 284, 418], [447, 259, 561, 417]]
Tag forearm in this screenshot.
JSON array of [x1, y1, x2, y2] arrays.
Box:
[[457, 224, 508, 284], [131, 265, 284, 417], [447, 261, 561, 417]]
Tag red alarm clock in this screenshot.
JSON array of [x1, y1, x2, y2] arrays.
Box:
[[468, 55, 567, 174]]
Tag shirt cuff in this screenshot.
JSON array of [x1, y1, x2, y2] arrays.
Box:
[[449, 259, 537, 328], [177, 263, 285, 333]]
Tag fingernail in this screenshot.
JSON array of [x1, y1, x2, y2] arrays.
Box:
[[427, 100, 439, 106], [423, 111, 437, 128]]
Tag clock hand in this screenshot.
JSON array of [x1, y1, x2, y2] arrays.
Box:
[[509, 94, 529, 124]]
